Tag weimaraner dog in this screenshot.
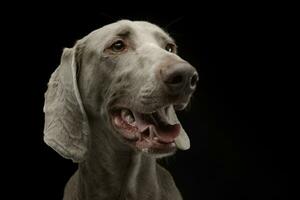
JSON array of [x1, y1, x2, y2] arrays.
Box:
[[43, 20, 198, 200]]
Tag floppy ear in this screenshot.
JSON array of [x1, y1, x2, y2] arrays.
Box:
[[168, 106, 191, 150], [43, 47, 89, 162]]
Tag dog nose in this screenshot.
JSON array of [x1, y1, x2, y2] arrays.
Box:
[[161, 62, 198, 95]]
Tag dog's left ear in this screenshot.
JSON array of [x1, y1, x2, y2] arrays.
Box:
[[43, 45, 89, 162]]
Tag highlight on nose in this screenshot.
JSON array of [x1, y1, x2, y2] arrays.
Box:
[[161, 62, 198, 95]]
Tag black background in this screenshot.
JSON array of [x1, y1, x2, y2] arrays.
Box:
[[3, 4, 293, 200]]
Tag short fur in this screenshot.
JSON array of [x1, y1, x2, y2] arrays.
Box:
[[44, 20, 197, 200]]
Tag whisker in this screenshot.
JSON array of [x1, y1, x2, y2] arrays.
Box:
[[164, 16, 185, 31]]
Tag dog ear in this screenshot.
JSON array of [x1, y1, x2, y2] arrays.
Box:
[[168, 106, 191, 150], [43, 46, 89, 162]]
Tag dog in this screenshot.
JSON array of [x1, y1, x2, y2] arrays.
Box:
[[44, 20, 198, 200]]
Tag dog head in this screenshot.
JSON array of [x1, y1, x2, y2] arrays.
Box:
[[44, 20, 198, 162]]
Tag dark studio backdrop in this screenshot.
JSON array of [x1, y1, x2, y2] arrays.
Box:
[[3, 5, 292, 200]]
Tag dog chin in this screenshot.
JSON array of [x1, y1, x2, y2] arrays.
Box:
[[140, 145, 177, 157]]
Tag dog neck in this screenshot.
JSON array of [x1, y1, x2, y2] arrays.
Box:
[[77, 117, 160, 199]]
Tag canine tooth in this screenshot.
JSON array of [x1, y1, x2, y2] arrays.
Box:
[[114, 117, 122, 126], [149, 126, 158, 138], [142, 148, 149, 153], [145, 137, 153, 144], [154, 137, 159, 140], [121, 109, 135, 124], [126, 115, 135, 124]]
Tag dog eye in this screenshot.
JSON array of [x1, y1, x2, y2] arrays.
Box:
[[165, 43, 175, 53], [110, 40, 126, 52]]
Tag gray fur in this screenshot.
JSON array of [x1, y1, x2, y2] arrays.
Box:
[[44, 20, 197, 200]]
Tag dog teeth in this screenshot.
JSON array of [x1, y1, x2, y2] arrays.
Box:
[[142, 148, 149, 153], [154, 137, 159, 141], [113, 116, 121, 126], [121, 109, 135, 124]]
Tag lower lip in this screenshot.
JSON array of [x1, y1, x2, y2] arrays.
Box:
[[150, 141, 176, 150]]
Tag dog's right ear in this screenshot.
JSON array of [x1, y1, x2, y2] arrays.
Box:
[[43, 47, 89, 163]]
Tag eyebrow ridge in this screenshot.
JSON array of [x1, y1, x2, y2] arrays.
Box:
[[153, 31, 174, 43]]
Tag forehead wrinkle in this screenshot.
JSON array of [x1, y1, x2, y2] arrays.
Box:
[[113, 25, 136, 38], [106, 25, 139, 49], [88, 24, 138, 52]]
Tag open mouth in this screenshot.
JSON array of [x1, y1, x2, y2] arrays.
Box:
[[111, 106, 181, 155]]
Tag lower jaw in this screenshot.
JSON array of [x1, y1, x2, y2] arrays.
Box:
[[138, 147, 176, 158], [133, 141, 177, 157], [110, 106, 180, 157], [147, 148, 176, 158]]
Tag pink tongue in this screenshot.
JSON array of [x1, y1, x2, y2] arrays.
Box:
[[133, 112, 180, 143], [154, 124, 181, 143]]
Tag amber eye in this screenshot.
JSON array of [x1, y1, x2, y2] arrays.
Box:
[[165, 43, 175, 53], [110, 40, 126, 52]]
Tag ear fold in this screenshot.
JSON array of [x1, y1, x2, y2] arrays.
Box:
[[43, 47, 89, 162], [168, 106, 191, 150]]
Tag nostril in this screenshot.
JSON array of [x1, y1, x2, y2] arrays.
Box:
[[190, 73, 198, 88], [168, 75, 183, 85], [161, 63, 198, 95]]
